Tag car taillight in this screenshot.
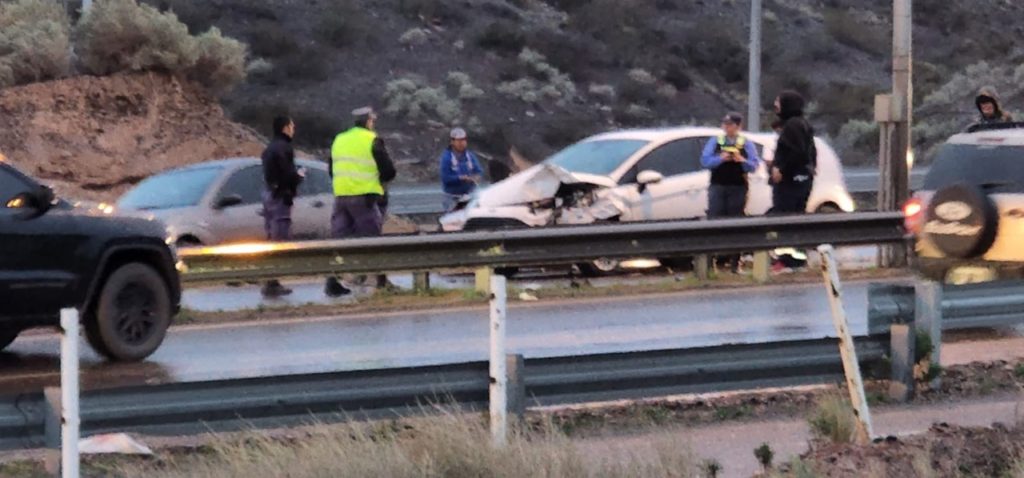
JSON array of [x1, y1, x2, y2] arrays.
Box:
[[903, 197, 924, 235]]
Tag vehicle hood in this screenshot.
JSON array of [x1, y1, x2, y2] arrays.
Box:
[[476, 163, 617, 208], [51, 201, 171, 241]]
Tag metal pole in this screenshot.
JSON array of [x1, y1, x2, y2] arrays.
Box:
[[915, 280, 942, 388], [488, 274, 508, 447], [817, 245, 874, 444], [60, 309, 80, 478], [881, 0, 912, 267], [747, 0, 763, 132]]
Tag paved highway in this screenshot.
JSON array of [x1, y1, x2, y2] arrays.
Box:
[[0, 281, 886, 393], [387, 167, 929, 217]]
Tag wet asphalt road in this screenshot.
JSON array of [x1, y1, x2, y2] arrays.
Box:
[[0, 281, 879, 394]]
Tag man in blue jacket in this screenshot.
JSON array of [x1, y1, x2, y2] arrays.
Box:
[[700, 112, 760, 272], [439, 127, 484, 211]]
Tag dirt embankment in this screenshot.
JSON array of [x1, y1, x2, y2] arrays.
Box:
[[0, 73, 266, 201]]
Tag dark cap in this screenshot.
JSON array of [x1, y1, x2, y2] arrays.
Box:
[[722, 112, 743, 125]]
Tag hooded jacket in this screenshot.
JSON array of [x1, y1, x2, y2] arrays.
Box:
[[772, 91, 816, 183], [975, 86, 1013, 124]]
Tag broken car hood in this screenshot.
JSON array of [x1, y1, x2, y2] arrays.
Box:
[[476, 163, 617, 208]]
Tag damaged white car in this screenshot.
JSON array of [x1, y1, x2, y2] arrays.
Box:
[[440, 127, 856, 273]]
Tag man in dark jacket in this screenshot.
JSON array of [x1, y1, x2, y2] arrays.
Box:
[[972, 86, 1013, 128], [260, 115, 303, 297], [770, 90, 816, 214], [770, 91, 816, 272]]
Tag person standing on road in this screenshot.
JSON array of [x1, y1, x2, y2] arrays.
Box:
[[439, 127, 484, 211], [701, 112, 760, 273], [770, 90, 816, 272], [260, 115, 303, 298], [971, 86, 1013, 129], [324, 107, 397, 297]]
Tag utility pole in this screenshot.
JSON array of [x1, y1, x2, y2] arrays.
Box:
[[877, 0, 912, 267], [747, 0, 763, 132]]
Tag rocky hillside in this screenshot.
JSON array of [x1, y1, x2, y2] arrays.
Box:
[[141, 0, 1024, 175], [0, 73, 264, 200]]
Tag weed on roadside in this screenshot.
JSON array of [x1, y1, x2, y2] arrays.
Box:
[[807, 393, 856, 444]]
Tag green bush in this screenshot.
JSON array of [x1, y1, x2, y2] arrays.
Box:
[[477, 20, 526, 54], [0, 0, 71, 87], [807, 393, 856, 444], [383, 76, 461, 124], [187, 28, 247, 93], [76, 0, 196, 75]]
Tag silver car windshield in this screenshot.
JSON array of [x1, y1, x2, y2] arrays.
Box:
[[118, 167, 223, 210], [545, 139, 648, 176]]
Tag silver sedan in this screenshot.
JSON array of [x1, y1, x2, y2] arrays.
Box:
[[117, 158, 334, 246]]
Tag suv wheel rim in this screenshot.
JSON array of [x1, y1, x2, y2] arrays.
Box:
[[593, 258, 619, 272], [114, 283, 157, 346]]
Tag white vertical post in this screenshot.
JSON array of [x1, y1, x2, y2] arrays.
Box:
[[488, 273, 508, 447], [915, 280, 942, 387], [817, 245, 874, 445], [747, 0, 763, 132], [60, 308, 80, 478]]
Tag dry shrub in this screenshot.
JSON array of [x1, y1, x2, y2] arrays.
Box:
[[76, 0, 197, 75], [0, 0, 71, 87], [188, 28, 246, 93], [807, 393, 857, 444], [125, 409, 699, 478], [76, 0, 247, 92]]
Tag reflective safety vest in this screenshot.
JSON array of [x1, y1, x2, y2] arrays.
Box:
[[331, 127, 384, 197], [716, 135, 747, 156]]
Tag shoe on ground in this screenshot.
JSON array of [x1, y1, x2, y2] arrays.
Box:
[[770, 260, 794, 275], [261, 280, 293, 298], [325, 277, 352, 297]]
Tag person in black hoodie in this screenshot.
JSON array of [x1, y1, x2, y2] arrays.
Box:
[[260, 115, 303, 297], [770, 90, 816, 214]]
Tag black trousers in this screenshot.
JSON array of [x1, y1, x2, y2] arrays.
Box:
[[708, 184, 748, 270]]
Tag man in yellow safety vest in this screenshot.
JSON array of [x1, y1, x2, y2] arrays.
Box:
[[324, 107, 397, 296]]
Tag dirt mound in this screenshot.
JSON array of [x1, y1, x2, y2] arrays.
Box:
[[0, 72, 265, 201]]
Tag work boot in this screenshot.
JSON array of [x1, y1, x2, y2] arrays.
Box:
[[324, 277, 352, 298], [261, 280, 292, 298]]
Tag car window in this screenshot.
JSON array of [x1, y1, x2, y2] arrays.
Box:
[[0, 166, 35, 207], [925, 144, 1024, 193], [298, 167, 332, 196], [545, 139, 649, 176], [218, 166, 265, 204], [621, 137, 707, 184], [118, 166, 223, 210]]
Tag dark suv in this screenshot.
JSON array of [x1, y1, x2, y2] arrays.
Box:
[[0, 162, 181, 361], [905, 124, 1024, 284]]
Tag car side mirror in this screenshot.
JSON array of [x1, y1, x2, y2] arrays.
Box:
[[7, 186, 55, 219], [213, 194, 243, 210], [636, 170, 664, 193]]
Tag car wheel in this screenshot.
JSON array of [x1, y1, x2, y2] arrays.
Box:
[[175, 237, 202, 248], [815, 203, 842, 214], [495, 267, 519, 278], [0, 328, 20, 352], [86, 263, 172, 362], [577, 258, 620, 277]]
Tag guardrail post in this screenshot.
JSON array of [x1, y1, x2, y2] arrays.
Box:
[[817, 245, 874, 444], [59, 308, 80, 478], [915, 281, 943, 388], [489, 274, 508, 447], [888, 324, 915, 402], [752, 251, 770, 283], [413, 272, 430, 292], [43, 387, 61, 476], [475, 268, 492, 294], [695, 255, 710, 281], [506, 354, 526, 421]]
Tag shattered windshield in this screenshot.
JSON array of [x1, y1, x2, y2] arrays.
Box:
[[545, 139, 648, 177]]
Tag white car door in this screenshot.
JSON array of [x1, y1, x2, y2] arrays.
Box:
[[618, 137, 711, 221], [292, 167, 333, 240], [209, 165, 266, 243]]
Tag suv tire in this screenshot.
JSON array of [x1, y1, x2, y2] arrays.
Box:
[[925, 184, 1000, 259], [86, 263, 172, 362]]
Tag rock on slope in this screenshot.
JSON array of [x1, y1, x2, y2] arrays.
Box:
[[0, 72, 266, 201]]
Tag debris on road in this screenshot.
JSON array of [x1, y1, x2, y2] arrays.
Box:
[[79, 434, 153, 455]]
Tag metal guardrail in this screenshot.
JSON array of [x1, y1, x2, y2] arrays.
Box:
[[869, 280, 1024, 331], [178, 212, 906, 282], [0, 336, 888, 451]]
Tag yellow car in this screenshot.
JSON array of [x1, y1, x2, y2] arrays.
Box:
[[906, 124, 1024, 284]]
